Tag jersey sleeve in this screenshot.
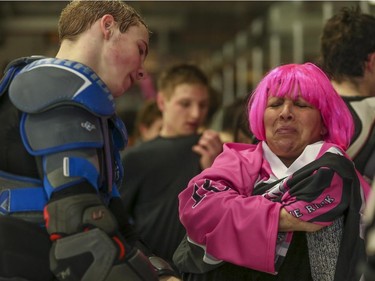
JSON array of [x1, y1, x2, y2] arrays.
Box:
[[178, 142, 282, 273]]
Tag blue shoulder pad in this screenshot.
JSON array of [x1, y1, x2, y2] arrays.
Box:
[[9, 58, 115, 116], [20, 106, 104, 155], [20, 106, 104, 196], [108, 116, 127, 192], [111, 116, 128, 150], [0, 56, 45, 97]]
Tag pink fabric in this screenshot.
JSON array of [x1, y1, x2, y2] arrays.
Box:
[[179, 142, 280, 273], [178, 141, 371, 273]]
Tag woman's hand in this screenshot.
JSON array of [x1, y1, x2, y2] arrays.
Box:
[[279, 208, 324, 232]]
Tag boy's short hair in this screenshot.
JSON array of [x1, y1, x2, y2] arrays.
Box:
[[157, 64, 209, 99], [319, 6, 375, 81], [58, 0, 148, 42]]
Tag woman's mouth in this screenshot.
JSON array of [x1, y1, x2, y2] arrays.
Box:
[[276, 126, 296, 134]]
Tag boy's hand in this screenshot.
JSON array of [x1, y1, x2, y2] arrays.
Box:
[[193, 130, 223, 169]]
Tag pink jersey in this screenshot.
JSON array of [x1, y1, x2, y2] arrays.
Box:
[[178, 141, 370, 274]]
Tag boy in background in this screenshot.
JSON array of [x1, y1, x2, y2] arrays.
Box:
[[120, 64, 223, 268]]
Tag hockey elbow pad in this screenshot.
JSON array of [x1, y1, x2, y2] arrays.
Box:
[[44, 194, 159, 281]]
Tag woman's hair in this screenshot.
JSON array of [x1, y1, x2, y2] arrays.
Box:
[[248, 62, 354, 150]]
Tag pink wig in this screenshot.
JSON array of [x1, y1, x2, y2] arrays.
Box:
[[248, 63, 354, 150]]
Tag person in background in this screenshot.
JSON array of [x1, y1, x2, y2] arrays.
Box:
[[120, 63, 223, 271], [364, 186, 375, 281], [320, 10, 375, 277], [204, 86, 222, 132], [318, 6, 375, 184], [174, 63, 370, 281], [232, 99, 256, 144], [0, 0, 179, 280], [118, 109, 138, 146], [132, 99, 163, 144], [224, 96, 256, 144]]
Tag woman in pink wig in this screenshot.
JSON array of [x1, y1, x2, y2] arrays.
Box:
[[174, 63, 371, 281]]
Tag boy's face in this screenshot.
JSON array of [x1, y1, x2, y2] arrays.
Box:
[[96, 17, 149, 98], [158, 83, 209, 137]]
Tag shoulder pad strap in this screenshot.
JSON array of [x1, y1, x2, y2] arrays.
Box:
[[111, 116, 128, 150], [0, 170, 46, 222], [9, 58, 115, 116]]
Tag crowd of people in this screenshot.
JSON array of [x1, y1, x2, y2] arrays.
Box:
[[0, 1, 375, 281]]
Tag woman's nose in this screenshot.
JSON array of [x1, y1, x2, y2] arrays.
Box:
[[279, 104, 293, 120]]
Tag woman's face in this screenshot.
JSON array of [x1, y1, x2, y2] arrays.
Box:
[[264, 96, 327, 166]]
